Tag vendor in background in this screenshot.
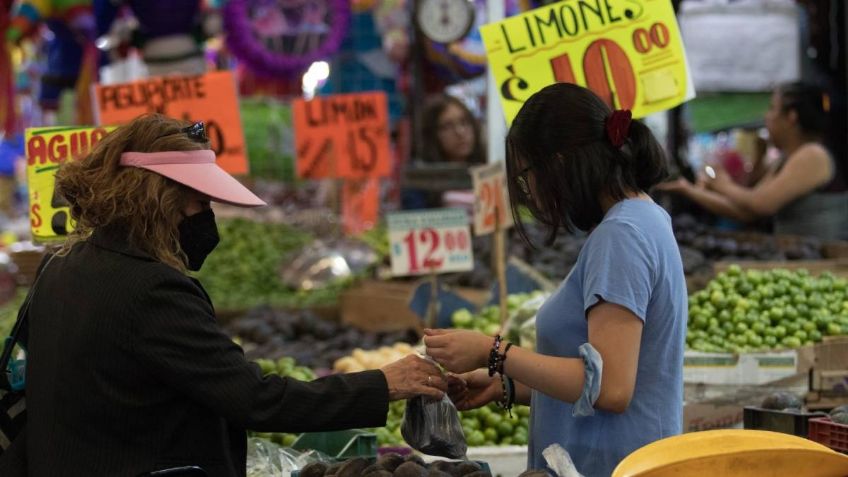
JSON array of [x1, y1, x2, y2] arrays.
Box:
[[401, 94, 485, 209], [425, 83, 687, 477], [658, 82, 848, 240]]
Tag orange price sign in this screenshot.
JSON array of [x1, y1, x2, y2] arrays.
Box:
[[470, 162, 513, 236], [342, 178, 380, 236], [293, 92, 391, 180], [94, 71, 248, 174], [481, 0, 694, 124]]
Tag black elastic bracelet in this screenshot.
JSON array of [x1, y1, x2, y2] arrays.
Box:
[[508, 376, 516, 410]]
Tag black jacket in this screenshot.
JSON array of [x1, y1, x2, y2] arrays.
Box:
[[5, 226, 389, 476]]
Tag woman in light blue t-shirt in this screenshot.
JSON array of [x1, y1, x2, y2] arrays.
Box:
[[424, 83, 688, 477]]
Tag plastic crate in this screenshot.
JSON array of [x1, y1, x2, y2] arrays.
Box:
[[808, 417, 848, 453], [291, 429, 377, 460], [742, 406, 827, 437]]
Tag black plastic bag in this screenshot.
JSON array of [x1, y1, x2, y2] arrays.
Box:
[[401, 394, 467, 459]]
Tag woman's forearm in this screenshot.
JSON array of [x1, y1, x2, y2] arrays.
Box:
[[502, 344, 585, 405], [683, 185, 757, 222], [514, 379, 532, 406]]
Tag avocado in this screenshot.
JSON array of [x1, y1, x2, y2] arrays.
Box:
[[377, 453, 405, 472], [830, 405, 848, 424], [761, 391, 802, 410], [454, 462, 482, 476], [393, 461, 427, 477], [336, 457, 370, 477], [298, 462, 327, 477], [363, 471, 393, 477]]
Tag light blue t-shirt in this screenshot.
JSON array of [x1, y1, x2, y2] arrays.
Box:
[[528, 199, 687, 477]]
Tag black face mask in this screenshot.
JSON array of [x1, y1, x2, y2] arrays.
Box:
[[178, 209, 220, 271]]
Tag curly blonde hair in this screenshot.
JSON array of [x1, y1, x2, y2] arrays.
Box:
[[55, 114, 208, 271]]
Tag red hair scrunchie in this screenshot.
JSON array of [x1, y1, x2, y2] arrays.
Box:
[[605, 109, 632, 148]]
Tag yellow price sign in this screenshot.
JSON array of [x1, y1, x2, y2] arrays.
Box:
[[481, 0, 695, 124], [25, 126, 115, 242]]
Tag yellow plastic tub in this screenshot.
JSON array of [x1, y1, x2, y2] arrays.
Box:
[[613, 429, 848, 477]]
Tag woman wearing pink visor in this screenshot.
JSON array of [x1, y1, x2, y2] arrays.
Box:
[[0, 114, 446, 477]]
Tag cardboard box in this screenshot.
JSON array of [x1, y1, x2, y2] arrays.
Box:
[[684, 346, 816, 385], [340, 279, 488, 333], [811, 370, 848, 395], [813, 336, 848, 370], [682, 378, 807, 433]]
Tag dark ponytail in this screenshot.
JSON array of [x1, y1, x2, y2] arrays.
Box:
[[626, 119, 669, 192], [506, 83, 668, 240]]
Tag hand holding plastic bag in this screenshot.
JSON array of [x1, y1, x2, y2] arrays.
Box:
[[401, 393, 467, 459]]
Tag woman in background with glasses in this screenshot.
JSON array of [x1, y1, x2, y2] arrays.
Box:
[[402, 95, 486, 209], [424, 83, 687, 477]]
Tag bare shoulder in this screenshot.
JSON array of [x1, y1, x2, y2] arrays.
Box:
[[790, 143, 831, 164]]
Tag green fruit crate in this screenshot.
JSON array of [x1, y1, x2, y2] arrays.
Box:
[[808, 417, 848, 453], [291, 429, 378, 460], [743, 406, 827, 437]]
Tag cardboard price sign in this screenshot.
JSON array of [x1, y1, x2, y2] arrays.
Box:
[[470, 162, 513, 236], [481, 0, 694, 124], [342, 178, 380, 236], [387, 209, 474, 277], [25, 126, 116, 241], [94, 70, 248, 174], [293, 92, 391, 179]]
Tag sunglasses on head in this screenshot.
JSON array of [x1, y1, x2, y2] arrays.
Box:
[[181, 122, 208, 143]]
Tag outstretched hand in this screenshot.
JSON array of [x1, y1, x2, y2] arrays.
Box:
[[447, 369, 502, 411], [381, 354, 447, 401], [423, 328, 492, 374]]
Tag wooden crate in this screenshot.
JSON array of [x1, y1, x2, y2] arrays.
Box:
[[340, 279, 488, 333], [713, 259, 848, 278]]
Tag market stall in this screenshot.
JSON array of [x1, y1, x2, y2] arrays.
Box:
[[0, 0, 847, 476]]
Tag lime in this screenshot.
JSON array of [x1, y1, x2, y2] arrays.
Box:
[[782, 336, 802, 348], [468, 430, 486, 447], [512, 431, 528, 446], [484, 428, 499, 442], [774, 326, 787, 339], [827, 322, 843, 336], [809, 330, 823, 342], [463, 418, 480, 432], [497, 421, 515, 438], [794, 330, 808, 342], [764, 335, 777, 347], [485, 413, 503, 428]]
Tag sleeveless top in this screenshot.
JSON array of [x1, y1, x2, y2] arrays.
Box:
[[773, 146, 848, 240]]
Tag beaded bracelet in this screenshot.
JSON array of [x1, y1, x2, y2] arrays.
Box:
[[487, 334, 503, 377], [497, 342, 513, 375]]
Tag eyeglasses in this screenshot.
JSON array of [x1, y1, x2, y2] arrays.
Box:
[[515, 165, 533, 200], [437, 118, 473, 135]]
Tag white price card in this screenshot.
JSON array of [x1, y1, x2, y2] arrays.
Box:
[[470, 162, 513, 236], [387, 208, 474, 277]]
